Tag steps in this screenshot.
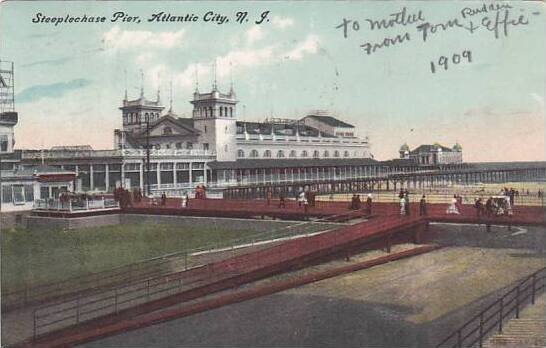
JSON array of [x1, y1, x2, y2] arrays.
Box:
[[484, 293, 546, 348]]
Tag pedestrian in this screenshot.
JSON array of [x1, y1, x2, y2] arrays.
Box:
[[474, 197, 483, 218], [298, 191, 306, 207], [181, 191, 188, 208], [266, 189, 273, 206], [278, 193, 286, 208], [303, 196, 309, 214], [419, 195, 427, 216], [161, 192, 167, 206], [485, 197, 493, 217], [400, 196, 406, 216], [366, 193, 373, 215], [404, 192, 410, 216], [446, 195, 460, 214]]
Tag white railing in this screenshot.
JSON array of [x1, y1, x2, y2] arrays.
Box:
[[33, 198, 119, 212], [21, 149, 217, 160]]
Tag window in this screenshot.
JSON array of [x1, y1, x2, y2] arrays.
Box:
[[24, 184, 34, 202], [186, 142, 193, 149], [313, 150, 319, 158], [237, 149, 245, 158], [13, 185, 25, 204], [224, 144, 228, 152], [264, 150, 272, 158], [204, 126, 207, 133], [163, 127, 173, 135], [301, 150, 308, 158], [344, 150, 350, 157], [165, 144, 171, 149], [334, 150, 340, 158], [230, 107, 233, 117], [277, 150, 285, 158], [155, 144, 161, 150], [289, 150, 297, 158], [203, 143, 209, 151], [160, 163, 174, 170], [1, 185, 12, 203], [219, 107, 223, 116], [323, 151, 329, 158], [0, 135, 8, 152], [250, 149, 259, 158], [176, 142, 182, 149]]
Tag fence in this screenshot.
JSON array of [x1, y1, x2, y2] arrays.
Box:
[[31, 214, 424, 339], [436, 267, 546, 348]]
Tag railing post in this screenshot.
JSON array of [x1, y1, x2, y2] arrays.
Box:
[[499, 297, 503, 333], [457, 329, 462, 348], [76, 296, 80, 323], [114, 288, 118, 314], [531, 273, 537, 304], [33, 308, 37, 340], [479, 313, 484, 348], [516, 285, 520, 318]]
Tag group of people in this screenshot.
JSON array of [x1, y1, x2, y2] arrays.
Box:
[[474, 196, 513, 217], [350, 194, 373, 214]]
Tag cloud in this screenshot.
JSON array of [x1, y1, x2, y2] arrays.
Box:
[[245, 26, 264, 45], [102, 26, 185, 50], [16, 79, 92, 103], [21, 57, 74, 68], [271, 16, 294, 29], [282, 35, 319, 61]]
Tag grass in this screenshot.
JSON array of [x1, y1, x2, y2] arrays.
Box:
[[0, 223, 276, 293]]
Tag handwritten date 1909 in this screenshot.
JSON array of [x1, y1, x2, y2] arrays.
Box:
[[430, 50, 472, 74]]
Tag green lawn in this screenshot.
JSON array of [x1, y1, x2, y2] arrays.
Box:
[[1, 220, 336, 293], [0, 223, 269, 293]]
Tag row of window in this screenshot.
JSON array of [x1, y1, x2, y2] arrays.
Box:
[[1, 184, 34, 204], [237, 149, 357, 159], [195, 106, 234, 118], [146, 142, 212, 151], [123, 112, 161, 125]]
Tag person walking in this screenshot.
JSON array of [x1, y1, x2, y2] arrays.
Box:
[[419, 195, 427, 216], [266, 189, 273, 206], [278, 193, 286, 208], [474, 197, 483, 218], [366, 194, 373, 215], [446, 195, 460, 214], [404, 192, 410, 216], [400, 196, 406, 216]]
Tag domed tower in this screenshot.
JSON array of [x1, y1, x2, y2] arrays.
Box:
[[190, 76, 238, 161], [399, 143, 410, 159], [452, 143, 462, 152]]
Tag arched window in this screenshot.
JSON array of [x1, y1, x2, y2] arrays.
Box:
[[144, 113, 149, 123], [237, 149, 245, 158], [277, 150, 285, 158], [264, 150, 272, 158], [313, 150, 320, 158], [209, 107, 213, 117], [344, 150, 350, 157], [230, 107, 233, 117], [301, 150, 308, 158], [163, 127, 173, 135], [250, 149, 259, 158], [220, 107, 223, 116], [289, 150, 297, 158], [323, 150, 329, 158], [334, 150, 340, 158]]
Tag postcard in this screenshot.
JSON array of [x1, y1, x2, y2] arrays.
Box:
[[0, 1, 544, 347]]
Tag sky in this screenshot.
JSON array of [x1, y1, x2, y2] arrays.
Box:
[[0, 0, 544, 161]]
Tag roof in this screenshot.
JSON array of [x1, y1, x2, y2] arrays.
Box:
[[410, 144, 452, 154], [133, 115, 200, 137], [208, 158, 379, 170], [304, 115, 354, 128]]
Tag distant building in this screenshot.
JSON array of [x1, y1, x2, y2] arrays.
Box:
[[0, 60, 76, 213], [400, 143, 462, 165]]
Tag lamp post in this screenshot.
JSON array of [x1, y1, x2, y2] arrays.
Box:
[[145, 116, 151, 197]]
